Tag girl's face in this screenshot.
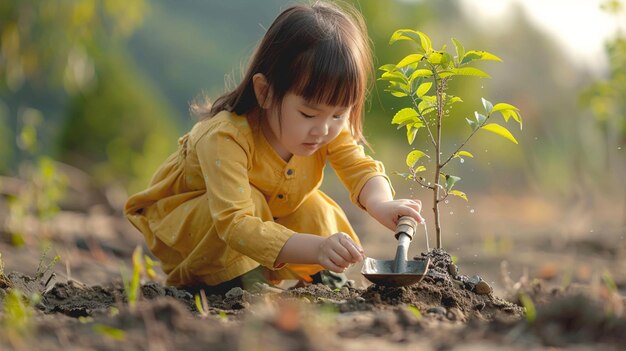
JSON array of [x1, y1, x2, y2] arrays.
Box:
[[262, 92, 350, 161]]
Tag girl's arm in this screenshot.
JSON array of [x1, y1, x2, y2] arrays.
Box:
[[275, 232, 364, 273], [358, 175, 424, 231]]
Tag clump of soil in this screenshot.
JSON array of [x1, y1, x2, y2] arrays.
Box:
[[360, 249, 524, 322]]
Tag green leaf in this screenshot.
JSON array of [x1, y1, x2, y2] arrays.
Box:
[[449, 190, 468, 201], [389, 90, 408, 98], [444, 175, 461, 191], [441, 52, 454, 68], [426, 52, 444, 64], [408, 69, 433, 82], [418, 99, 435, 115], [378, 64, 397, 72], [474, 111, 487, 125], [481, 98, 494, 114], [447, 96, 463, 104], [481, 123, 519, 144], [492, 102, 519, 112], [397, 54, 424, 68], [454, 151, 474, 158], [438, 70, 456, 78], [456, 67, 491, 78], [460, 50, 502, 65], [416, 82, 432, 98], [451, 38, 465, 63], [466, 118, 478, 131], [493, 103, 523, 129], [406, 150, 429, 168], [379, 71, 407, 83], [392, 108, 420, 125], [501, 110, 523, 129], [406, 122, 424, 145], [389, 29, 432, 52], [414, 165, 426, 173]]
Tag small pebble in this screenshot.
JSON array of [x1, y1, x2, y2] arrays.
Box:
[[426, 306, 447, 315], [448, 264, 458, 276], [225, 287, 244, 298], [474, 281, 493, 295], [446, 307, 466, 321]]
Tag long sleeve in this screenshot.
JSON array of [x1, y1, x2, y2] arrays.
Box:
[[195, 122, 294, 268]]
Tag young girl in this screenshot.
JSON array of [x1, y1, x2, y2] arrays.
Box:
[[124, 1, 424, 294]]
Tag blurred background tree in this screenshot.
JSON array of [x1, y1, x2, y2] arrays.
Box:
[[0, 0, 178, 195], [0, 0, 623, 235], [579, 0, 626, 225]]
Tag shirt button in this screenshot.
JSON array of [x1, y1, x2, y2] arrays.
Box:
[[277, 194, 284, 199], [286, 168, 294, 176]]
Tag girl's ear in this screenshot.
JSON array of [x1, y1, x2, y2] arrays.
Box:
[[252, 73, 272, 109]]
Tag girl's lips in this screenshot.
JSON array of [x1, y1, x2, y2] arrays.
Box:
[[303, 142, 320, 149]]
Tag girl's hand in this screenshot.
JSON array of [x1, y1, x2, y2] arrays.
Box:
[[366, 199, 424, 232], [317, 232, 364, 273]]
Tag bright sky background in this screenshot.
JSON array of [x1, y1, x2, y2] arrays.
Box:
[[458, 0, 625, 74]]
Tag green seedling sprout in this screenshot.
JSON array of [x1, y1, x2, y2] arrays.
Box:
[[379, 29, 522, 248], [93, 324, 126, 341], [601, 270, 622, 317], [518, 292, 536, 324], [122, 246, 144, 309], [602, 270, 618, 292], [407, 305, 423, 319], [1, 289, 40, 345], [35, 244, 60, 281], [194, 289, 210, 319], [218, 310, 228, 320]]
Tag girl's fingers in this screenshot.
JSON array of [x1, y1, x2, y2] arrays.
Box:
[[332, 237, 353, 262], [342, 239, 365, 262], [328, 251, 349, 268], [320, 256, 345, 273], [403, 204, 425, 224], [338, 233, 364, 262]]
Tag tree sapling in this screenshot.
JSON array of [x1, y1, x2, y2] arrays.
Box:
[[378, 29, 522, 249]]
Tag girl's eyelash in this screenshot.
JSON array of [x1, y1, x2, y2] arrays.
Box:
[[300, 111, 344, 119]]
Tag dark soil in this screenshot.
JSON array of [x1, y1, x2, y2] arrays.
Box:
[[2, 247, 625, 351]]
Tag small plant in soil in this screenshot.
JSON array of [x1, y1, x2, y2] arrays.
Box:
[[378, 29, 522, 248]]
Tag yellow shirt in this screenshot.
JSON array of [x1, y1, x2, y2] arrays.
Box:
[[125, 111, 392, 286]]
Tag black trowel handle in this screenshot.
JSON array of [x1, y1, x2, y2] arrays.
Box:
[[394, 216, 417, 240]]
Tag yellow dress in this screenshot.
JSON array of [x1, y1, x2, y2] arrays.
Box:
[[124, 111, 392, 287]]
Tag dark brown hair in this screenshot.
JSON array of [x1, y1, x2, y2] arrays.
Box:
[[190, 1, 373, 144]]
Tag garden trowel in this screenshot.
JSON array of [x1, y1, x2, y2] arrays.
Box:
[[361, 216, 430, 287]]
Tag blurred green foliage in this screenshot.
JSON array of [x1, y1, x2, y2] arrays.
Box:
[[57, 50, 178, 192], [0, 0, 146, 91], [580, 0, 626, 166], [0, 0, 622, 206], [0, 0, 178, 193]]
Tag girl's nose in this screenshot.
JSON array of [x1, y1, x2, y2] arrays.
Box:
[[311, 122, 329, 136]]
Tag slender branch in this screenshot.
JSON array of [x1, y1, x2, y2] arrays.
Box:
[[432, 65, 444, 249], [411, 172, 435, 190], [440, 113, 492, 169]]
